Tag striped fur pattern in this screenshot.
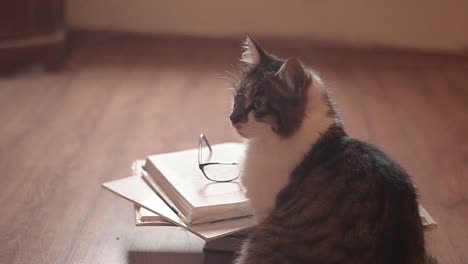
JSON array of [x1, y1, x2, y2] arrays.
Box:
[[230, 37, 435, 264]]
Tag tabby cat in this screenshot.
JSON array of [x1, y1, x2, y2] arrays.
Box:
[[229, 37, 436, 264]]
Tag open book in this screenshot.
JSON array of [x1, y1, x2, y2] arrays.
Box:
[[143, 143, 253, 224]]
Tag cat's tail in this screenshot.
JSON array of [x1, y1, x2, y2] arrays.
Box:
[[426, 254, 438, 264]]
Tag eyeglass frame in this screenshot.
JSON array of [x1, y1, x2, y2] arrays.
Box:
[[198, 133, 239, 182]]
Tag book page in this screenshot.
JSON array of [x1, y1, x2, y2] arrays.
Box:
[[146, 143, 249, 208], [134, 205, 175, 226]]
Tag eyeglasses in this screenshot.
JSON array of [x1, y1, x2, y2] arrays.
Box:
[[198, 133, 240, 182]]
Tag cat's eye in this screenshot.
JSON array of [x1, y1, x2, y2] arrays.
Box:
[[252, 100, 265, 110]]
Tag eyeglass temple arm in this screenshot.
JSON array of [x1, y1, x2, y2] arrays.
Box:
[[199, 133, 213, 153], [198, 133, 212, 165]]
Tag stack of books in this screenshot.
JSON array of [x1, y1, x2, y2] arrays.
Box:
[[103, 140, 438, 251], [103, 141, 256, 249]]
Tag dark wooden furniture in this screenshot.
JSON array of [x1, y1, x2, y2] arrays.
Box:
[[0, 0, 66, 73]]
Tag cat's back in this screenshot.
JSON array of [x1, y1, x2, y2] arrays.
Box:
[[242, 126, 426, 264], [334, 136, 416, 194], [331, 137, 426, 263], [293, 127, 418, 202]]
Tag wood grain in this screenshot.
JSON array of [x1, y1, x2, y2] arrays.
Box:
[[0, 33, 467, 264]]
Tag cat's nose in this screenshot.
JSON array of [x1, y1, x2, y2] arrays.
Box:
[[229, 114, 243, 125], [230, 110, 247, 124], [230, 114, 239, 124]]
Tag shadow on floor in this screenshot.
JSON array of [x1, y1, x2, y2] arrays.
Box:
[[127, 250, 235, 264]]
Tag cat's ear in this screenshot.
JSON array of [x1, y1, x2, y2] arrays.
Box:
[[277, 58, 309, 95], [240, 36, 268, 67]]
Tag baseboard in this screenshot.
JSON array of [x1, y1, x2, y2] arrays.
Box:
[[0, 29, 68, 73], [68, 29, 468, 66]]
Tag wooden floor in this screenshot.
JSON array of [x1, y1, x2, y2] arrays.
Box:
[[0, 34, 467, 264]]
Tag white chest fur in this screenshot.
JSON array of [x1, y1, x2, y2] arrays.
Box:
[[239, 74, 336, 222], [241, 139, 303, 221]]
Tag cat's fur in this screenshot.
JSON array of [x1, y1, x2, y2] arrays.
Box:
[[230, 36, 436, 264]]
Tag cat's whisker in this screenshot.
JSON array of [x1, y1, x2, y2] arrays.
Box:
[[224, 72, 242, 88], [226, 86, 237, 94], [225, 70, 240, 81], [216, 75, 238, 87], [230, 64, 246, 79], [230, 63, 241, 74]]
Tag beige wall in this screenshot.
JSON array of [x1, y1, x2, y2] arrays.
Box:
[[66, 0, 468, 52]]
